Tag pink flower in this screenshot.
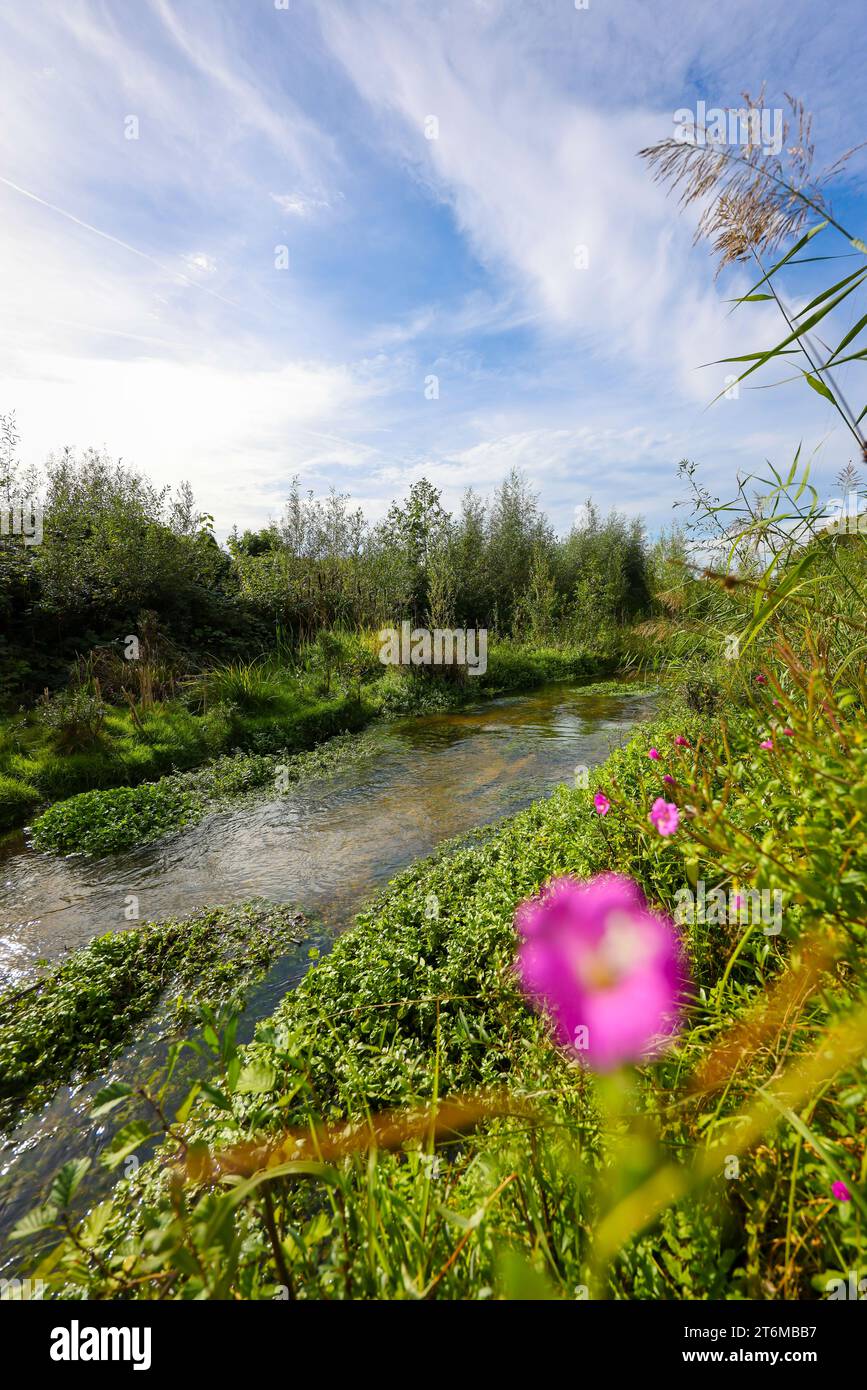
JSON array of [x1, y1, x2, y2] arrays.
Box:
[[513, 874, 688, 1071], [782, 728, 794, 737], [755, 674, 768, 685], [832, 1180, 852, 1202], [662, 774, 675, 786], [760, 738, 774, 750], [674, 736, 690, 747], [593, 791, 611, 816], [649, 798, 680, 836], [648, 748, 660, 760], [772, 698, 782, 708]]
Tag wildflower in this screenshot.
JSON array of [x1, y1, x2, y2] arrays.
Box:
[[648, 747, 660, 760], [662, 774, 675, 786], [755, 674, 768, 685], [674, 735, 690, 747], [593, 791, 611, 816], [513, 874, 688, 1071], [832, 1180, 852, 1203], [760, 738, 774, 750], [649, 798, 680, 836], [782, 728, 794, 737]]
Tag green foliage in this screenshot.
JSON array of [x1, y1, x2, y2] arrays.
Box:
[[38, 686, 107, 751], [29, 731, 385, 855], [187, 660, 285, 714], [0, 903, 306, 1130], [0, 772, 39, 831], [11, 645, 867, 1300], [31, 779, 199, 855]]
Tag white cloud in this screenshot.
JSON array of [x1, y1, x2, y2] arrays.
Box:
[[5, 352, 381, 535], [271, 192, 333, 218], [314, 0, 780, 400]]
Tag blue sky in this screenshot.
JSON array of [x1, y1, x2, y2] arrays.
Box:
[[1, 0, 866, 538]]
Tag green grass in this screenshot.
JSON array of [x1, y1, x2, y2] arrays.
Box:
[[14, 662, 866, 1300], [12, 639, 611, 852]]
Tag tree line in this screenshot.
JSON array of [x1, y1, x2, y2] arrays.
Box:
[[0, 417, 655, 707]]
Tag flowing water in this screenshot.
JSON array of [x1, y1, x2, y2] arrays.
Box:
[[0, 680, 655, 1253]]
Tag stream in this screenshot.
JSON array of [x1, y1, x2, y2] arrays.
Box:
[[0, 679, 654, 1255]]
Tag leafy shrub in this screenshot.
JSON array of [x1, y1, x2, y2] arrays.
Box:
[[38, 687, 107, 751]]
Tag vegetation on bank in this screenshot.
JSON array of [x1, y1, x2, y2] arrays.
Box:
[[6, 641, 609, 847], [0, 902, 306, 1131], [28, 730, 384, 856], [10, 643, 867, 1298], [1, 412, 653, 835]]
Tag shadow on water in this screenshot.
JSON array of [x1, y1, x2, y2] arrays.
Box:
[[0, 680, 656, 1253]]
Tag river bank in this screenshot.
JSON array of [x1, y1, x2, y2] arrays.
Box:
[[0, 678, 655, 1253], [0, 641, 614, 838], [15, 664, 862, 1303]]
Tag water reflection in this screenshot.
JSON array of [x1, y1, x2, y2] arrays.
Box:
[[0, 683, 654, 985]]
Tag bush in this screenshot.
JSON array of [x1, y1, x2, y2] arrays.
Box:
[[38, 687, 107, 751]]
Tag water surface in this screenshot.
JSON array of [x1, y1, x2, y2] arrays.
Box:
[[0, 680, 654, 1251]]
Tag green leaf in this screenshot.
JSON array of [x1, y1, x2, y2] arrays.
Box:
[[91, 1081, 134, 1118], [10, 1204, 59, 1239], [100, 1121, 155, 1171], [234, 1060, 277, 1095], [79, 1200, 115, 1247], [49, 1158, 91, 1210], [804, 373, 836, 403]]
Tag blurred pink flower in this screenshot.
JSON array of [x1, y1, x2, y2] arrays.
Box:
[[832, 1180, 852, 1202], [760, 738, 774, 750], [662, 774, 675, 786], [782, 728, 795, 737], [513, 874, 688, 1071], [674, 736, 690, 747], [755, 674, 768, 685], [648, 748, 660, 760], [649, 798, 680, 836], [593, 791, 611, 816]]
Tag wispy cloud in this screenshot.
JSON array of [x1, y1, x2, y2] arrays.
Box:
[[0, 0, 865, 538]]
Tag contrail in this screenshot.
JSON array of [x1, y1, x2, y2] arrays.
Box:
[[0, 173, 240, 310]]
